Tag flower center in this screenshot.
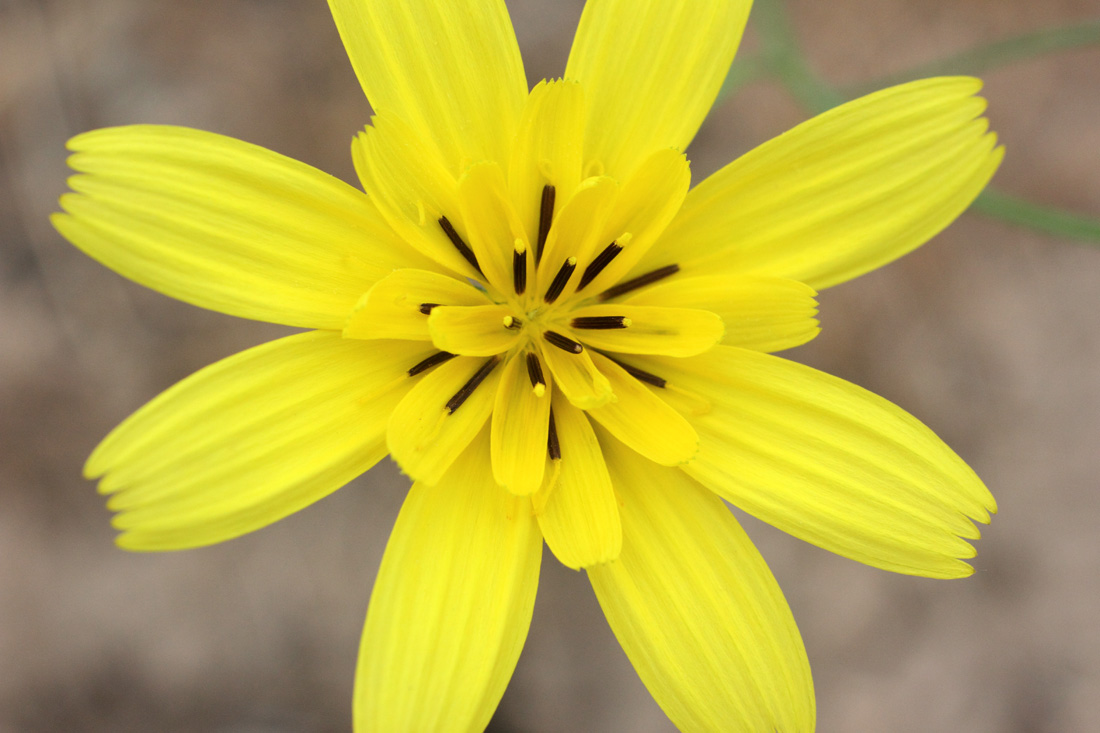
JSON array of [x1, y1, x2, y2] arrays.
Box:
[[361, 155, 720, 493]]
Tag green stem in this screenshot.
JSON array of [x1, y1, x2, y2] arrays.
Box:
[[845, 19, 1100, 97], [971, 190, 1100, 242], [750, 0, 844, 114]]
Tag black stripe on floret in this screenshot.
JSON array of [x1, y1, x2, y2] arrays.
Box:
[[445, 357, 501, 413], [543, 330, 583, 354], [526, 352, 545, 389], [536, 185, 555, 265], [513, 243, 527, 295], [547, 408, 561, 460], [602, 353, 667, 388], [578, 241, 622, 290], [407, 350, 458, 377], [598, 264, 680, 301], [571, 315, 629, 329], [543, 257, 576, 303], [438, 216, 482, 275]]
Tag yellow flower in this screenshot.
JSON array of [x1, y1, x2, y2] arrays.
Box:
[[52, 0, 1002, 730]]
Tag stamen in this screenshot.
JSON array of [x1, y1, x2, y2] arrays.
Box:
[[407, 350, 458, 377], [571, 316, 631, 329], [536, 185, 555, 265], [419, 303, 439, 315], [578, 241, 622, 290], [526, 351, 546, 390], [601, 353, 666, 388], [543, 330, 583, 354], [547, 408, 561, 460], [543, 256, 576, 303], [598, 264, 680, 301], [503, 315, 523, 330], [512, 239, 527, 295], [446, 356, 501, 413], [438, 216, 483, 275]]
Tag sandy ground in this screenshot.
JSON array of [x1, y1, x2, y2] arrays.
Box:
[[2, 0, 1099, 730]]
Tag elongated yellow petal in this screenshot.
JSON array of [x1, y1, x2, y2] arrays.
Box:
[[329, 0, 527, 174], [535, 393, 621, 569], [351, 114, 476, 279], [356, 431, 541, 732], [539, 341, 613, 409], [457, 161, 528, 295], [491, 354, 551, 495], [586, 352, 697, 465], [427, 305, 523, 356], [344, 269, 491, 340], [567, 304, 723, 357], [579, 149, 691, 295], [508, 79, 586, 245], [52, 125, 426, 329], [623, 275, 820, 352], [565, 0, 751, 180], [387, 355, 503, 484], [637, 77, 1004, 290], [91, 332, 434, 550], [647, 346, 996, 578], [589, 431, 814, 732]]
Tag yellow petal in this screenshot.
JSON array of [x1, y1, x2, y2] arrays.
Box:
[[567, 304, 723, 357], [344, 268, 491, 340], [52, 125, 427, 329], [356, 431, 541, 732], [535, 393, 621, 569], [589, 430, 814, 732], [427, 304, 523, 356], [508, 79, 586, 246], [585, 352, 697, 465], [329, 0, 527, 174], [648, 346, 997, 578], [564, 0, 751, 180], [491, 353, 551, 495], [351, 114, 477, 280], [538, 340, 613, 410], [91, 332, 434, 550], [387, 355, 503, 484], [457, 161, 528, 295], [623, 275, 820, 352], [578, 148, 691, 295], [638, 77, 1004, 289]]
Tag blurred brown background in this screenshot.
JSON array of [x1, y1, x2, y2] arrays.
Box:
[[2, 0, 1098, 731]]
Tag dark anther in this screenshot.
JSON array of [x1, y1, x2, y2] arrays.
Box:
[[598, 264, 680, 301], [543, 330, 583, 354], [407, 350, 458, 377], [602, 353, 667, 388], [578, 241, 623, 290], [536, 185, 555, 265], [513, 241, 527, 295], [526, 352, 545, 389], [503, 316, 523, 330], [438, 216, 483, 275], [547, 408, 561, 460], [419, 303, 439, 315], [446, 357, 501, 414], [544, 257, 576, 303], [571, 315, 629, 329]]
